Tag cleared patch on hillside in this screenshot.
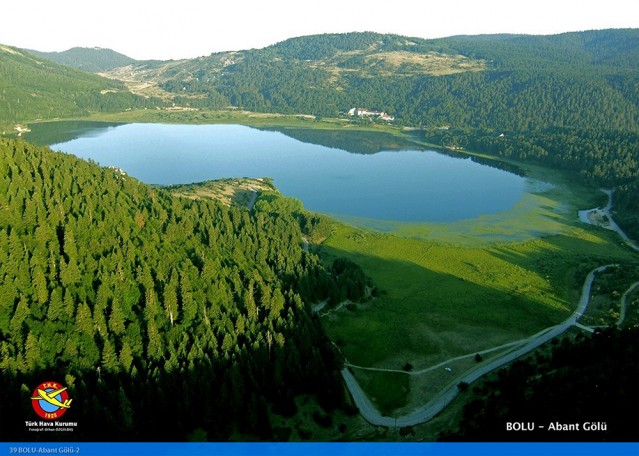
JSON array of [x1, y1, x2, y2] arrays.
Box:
[[99, 64, 183, 99], [362, 51, 485, 76], [167, 177, 275, 209], [317, 49, 485, 88], [0, 45, 22, 56]]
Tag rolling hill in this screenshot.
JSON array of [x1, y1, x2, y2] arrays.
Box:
[[17, 30, 639, 134], [25, 46, 138, 73], [0, 44, 160, 130]]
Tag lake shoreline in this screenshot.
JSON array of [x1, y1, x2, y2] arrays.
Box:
[[28, 121, 531, 230]]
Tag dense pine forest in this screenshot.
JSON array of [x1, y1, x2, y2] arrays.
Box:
[[0, 138, 367, 440]]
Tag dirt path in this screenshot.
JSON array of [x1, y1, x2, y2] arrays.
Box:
[[247, 191, 258, 210]]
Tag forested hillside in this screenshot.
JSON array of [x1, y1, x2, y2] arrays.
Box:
[[26, 47, 137, 73], [0, 138, 366, 440], [0, 45, 159, 129], [16, 30, 639, 135], [123, 30, 639, 132]]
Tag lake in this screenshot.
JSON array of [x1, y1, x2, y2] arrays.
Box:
[[28, 122, 530, 224]]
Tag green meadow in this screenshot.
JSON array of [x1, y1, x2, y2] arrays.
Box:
[[318, 168, 638, 415]]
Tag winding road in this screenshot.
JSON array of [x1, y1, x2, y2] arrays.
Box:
[[618, 281, 639, 327], [341, 188, 639, 427]]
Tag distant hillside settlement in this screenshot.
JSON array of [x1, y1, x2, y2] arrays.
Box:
[[347, 107, 395, 122]]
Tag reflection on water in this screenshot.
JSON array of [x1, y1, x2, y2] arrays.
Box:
[[259, 127, 423, 155], [25, 121, 123, 146]]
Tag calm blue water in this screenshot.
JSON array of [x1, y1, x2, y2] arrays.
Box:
[[43, 123, 527, 223]]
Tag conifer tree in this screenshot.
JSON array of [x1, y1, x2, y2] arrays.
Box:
[[24, 332, 40, 371], [75, 302, 94, 336], [101, 338, 118, 372], [108, 299, 126, 335], [119, 340, 134, 373], [9, 296, 30, 339], [47, 287, 64, 321]]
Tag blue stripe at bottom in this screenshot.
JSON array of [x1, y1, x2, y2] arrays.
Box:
[[1, 442, 638, 456]]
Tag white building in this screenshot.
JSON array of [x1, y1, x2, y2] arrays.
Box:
[[347, 107, 394, 121]]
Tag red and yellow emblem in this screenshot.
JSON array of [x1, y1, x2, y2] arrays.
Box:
[[30, 381, 72, 420]]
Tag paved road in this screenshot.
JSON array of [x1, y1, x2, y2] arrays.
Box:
[[342, 265, 611, 427], [345, 338, 526, 376], [618, 281, 639, 327], [581, 189, 639, 252], [600, 189, 639, 251]]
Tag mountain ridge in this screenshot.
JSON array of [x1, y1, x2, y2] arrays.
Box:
[[25, 46, 138, 73], [0, 44, 162, 129], [84, 29, 638, 130]]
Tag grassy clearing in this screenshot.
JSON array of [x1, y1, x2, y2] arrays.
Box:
[[166, 178, 274, 208], [398, 345, 516, 414], [361, 51, 486, 76], [351, 370, 410, 417], [320, 221, 634, 370]]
